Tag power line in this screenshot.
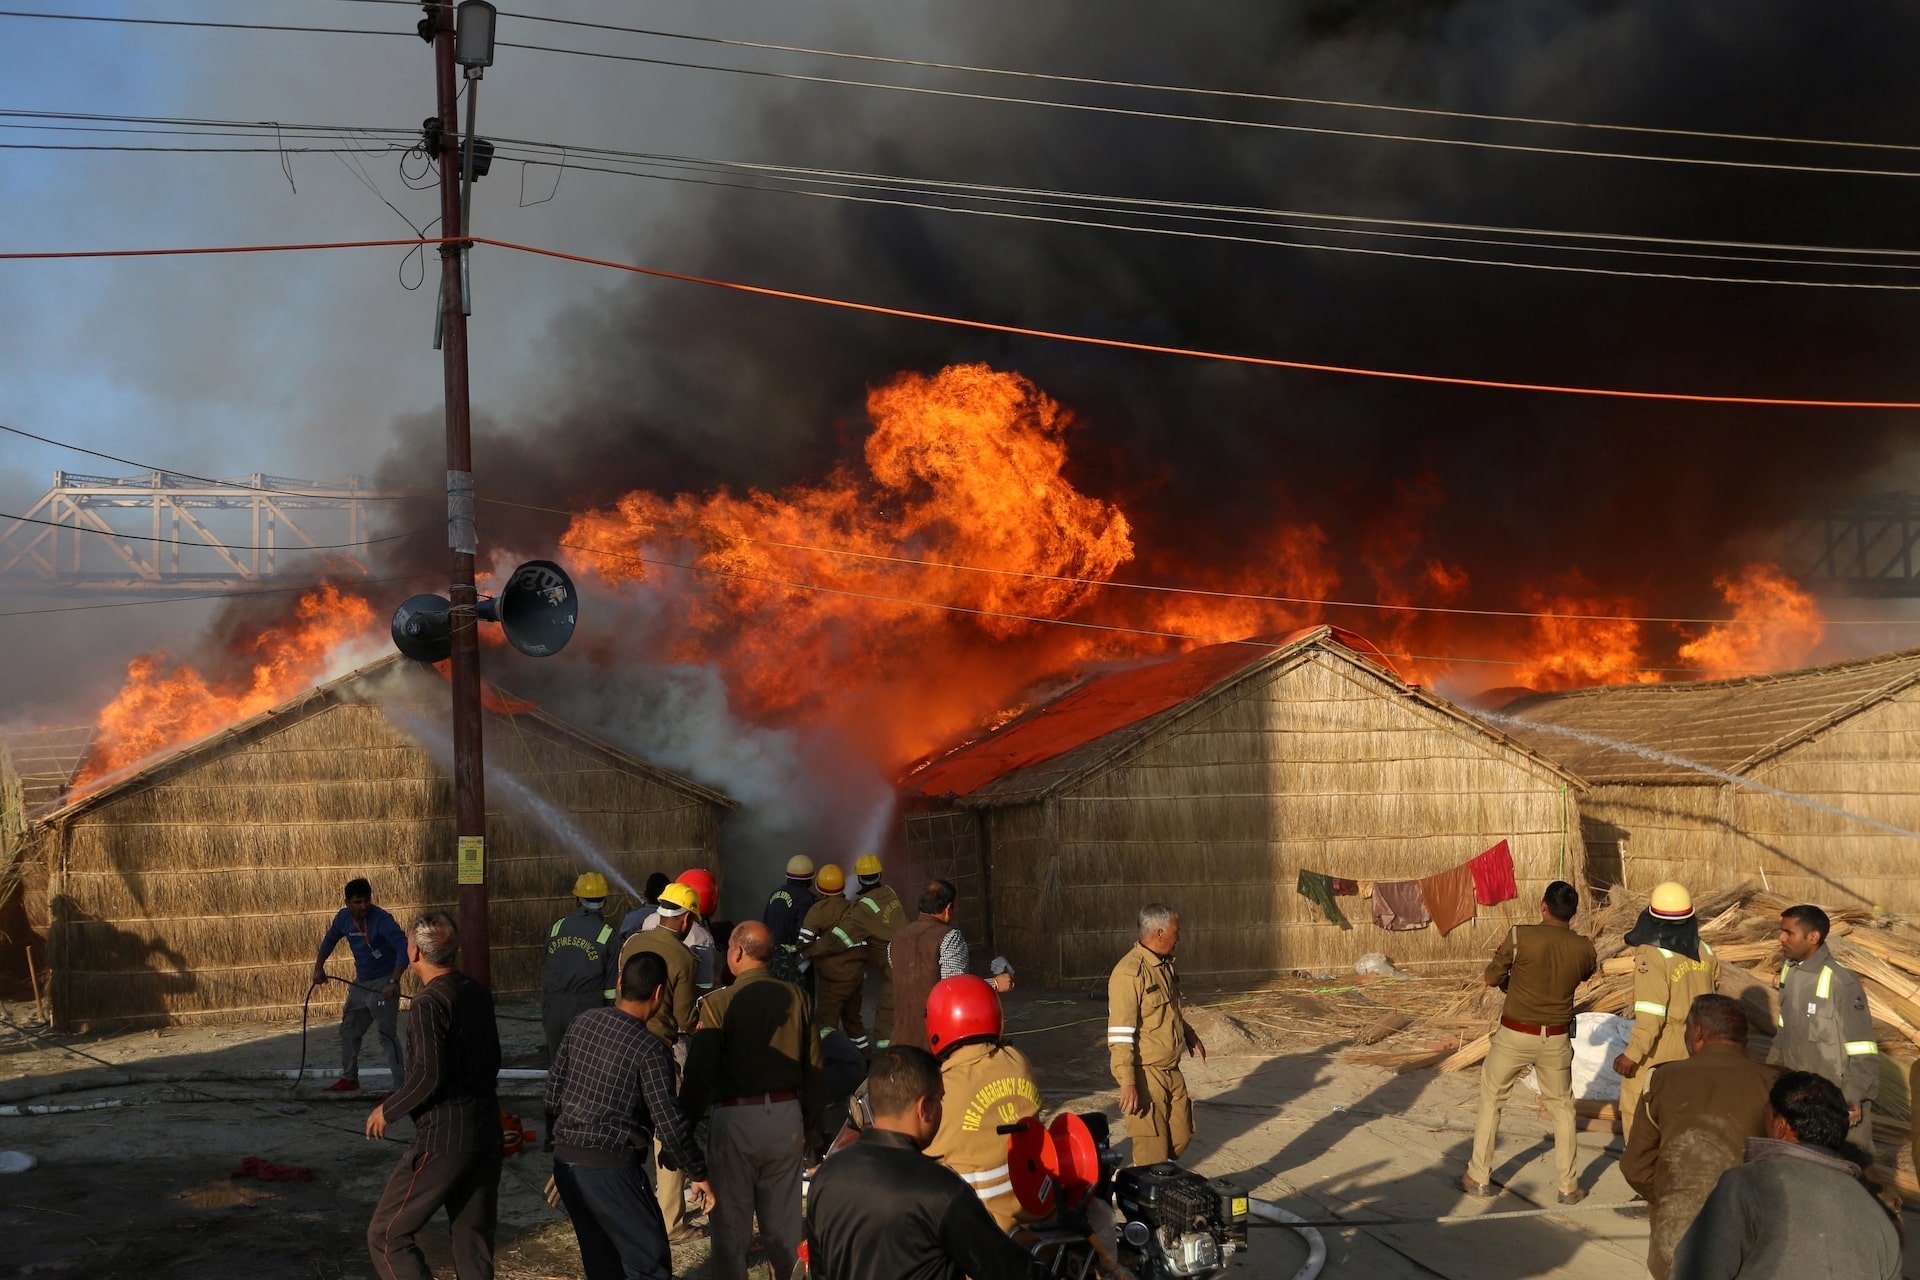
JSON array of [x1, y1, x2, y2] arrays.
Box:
[[0, 424, 428, 503], [458, 4, 1920, 159], [0, 572, 437, 619], [0, 9, 407, 37], [0, 509, 434, 552], [5, 234, 1920, 408]]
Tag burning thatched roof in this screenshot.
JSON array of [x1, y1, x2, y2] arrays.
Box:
[[903, 625, 1579, 807], [1497, 647, 1920, 784], [0, 725, 98, 816]]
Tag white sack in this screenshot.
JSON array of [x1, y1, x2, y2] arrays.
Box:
[[1522, 1011, 1632, 1102]]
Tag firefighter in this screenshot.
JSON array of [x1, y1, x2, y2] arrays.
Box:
[[922, 975, 1042, 1232], [1771, 903, 1880, 1164], [842, 855, 906, 1048], [542, 872, 619, 1060], [764, 855, 818, 985], [1612, 881, 1719, 1144], [617, 881, 704, 1243], [800, 864, 869, 1051], [1108, 902, 1205, 1166], [676, 868, 722, 995]]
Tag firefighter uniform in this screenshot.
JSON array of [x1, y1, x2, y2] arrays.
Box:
[[1618, 941, 1719, 1143], [764, 874, 817, 986], [924, 1041, 1043, 1231], [844, 882, 906, 1047], [1108, 942, 1194, 1166], [800, 893, 870, 1049], [541, 907, 618, 1059], [1769, 943, 1880, 1163]]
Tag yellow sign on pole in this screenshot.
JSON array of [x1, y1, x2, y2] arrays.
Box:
[[457, 836, 485, 885]]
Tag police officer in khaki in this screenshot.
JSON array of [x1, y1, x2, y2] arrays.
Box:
[[842, 854, 907, 1047], [1109, 903, 1206, 1166], [922, 974, 1043, 1231], [1463, 880, 1597, 1203], [616, 881, 703, 1242], [1771, 903, 1880, 1164], [1612, 881, 1719, 1144], [799, 864, 871, 1051]]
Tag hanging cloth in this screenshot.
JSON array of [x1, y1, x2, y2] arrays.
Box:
[[1468, 839, 1519, 906], [1329, 877, 1360, 896], [1418, 864, 1477, 937], [1371, 881, 1430, 931], [1295, 869, 1351, 930]]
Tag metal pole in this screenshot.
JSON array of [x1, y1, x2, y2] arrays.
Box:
[[431, 0, 489, 985]]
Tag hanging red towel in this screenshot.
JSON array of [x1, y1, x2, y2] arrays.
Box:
[[1469, 839, 1519, 906], [1329, 877, 1359, 896], [1418, 864, 1477, 937]]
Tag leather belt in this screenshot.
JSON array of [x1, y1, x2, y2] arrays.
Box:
[[714, 1090, 798, 1108], [1500, 1015, 1569, 1036]]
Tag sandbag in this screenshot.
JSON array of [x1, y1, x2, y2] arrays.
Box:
[[1523, 1011, 1631, 1102]]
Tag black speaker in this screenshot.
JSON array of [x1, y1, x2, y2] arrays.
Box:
[[484, 559, 578, 657], [391, 593, 454, 663]]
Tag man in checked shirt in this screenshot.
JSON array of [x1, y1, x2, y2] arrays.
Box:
[[547, 949, 716, 1280]]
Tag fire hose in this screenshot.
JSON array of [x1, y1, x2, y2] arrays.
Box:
[[1247, 1199, 1326, 1280]]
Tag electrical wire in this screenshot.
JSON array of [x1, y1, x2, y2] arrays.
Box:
[[0, 508, 434, 552], [3, 236, 1918, 407], [0, 573, 439, 620], [0, 9, 409, 37]]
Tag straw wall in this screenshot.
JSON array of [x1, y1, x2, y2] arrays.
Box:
[[964, 652, 1580, 986], [38, 695, 725, 1029], [1587, 691, 1920, 918], [900, 804, 990, 954]]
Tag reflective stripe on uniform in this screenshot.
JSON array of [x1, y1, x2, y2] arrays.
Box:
[[1633, 1001, 1668, 1017], [602, 988, 617, 1000], [596, 925, 612, 945], [875, 1039, 891, 1048], [957, 1164, 1014, 1201], [850, 1036, 870, 1047], [832, 927, 856, 947], [1846, 1040, 1880, 1056], [549, 918, 564, 938], [798, 929, 817, 943], [859, 897, 878, 911], [1108, 1025, 1136, 1045], [1817, 966, 1834, 999]]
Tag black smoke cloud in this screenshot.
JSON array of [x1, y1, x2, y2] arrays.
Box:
[[378, 0, 1920, 647]]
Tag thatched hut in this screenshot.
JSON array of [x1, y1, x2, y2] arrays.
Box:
[[1499, 648, 1920, 915], [898, 627, 1584, 987], [22, 656, 735, 1030]]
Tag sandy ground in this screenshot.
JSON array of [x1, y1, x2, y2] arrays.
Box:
[[5, 984, 1920, 1280]]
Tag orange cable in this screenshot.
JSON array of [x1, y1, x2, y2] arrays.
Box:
[[3, 234, 1917, 407]]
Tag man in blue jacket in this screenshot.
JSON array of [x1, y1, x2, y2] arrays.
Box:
[[313, 877, 408, 1093]]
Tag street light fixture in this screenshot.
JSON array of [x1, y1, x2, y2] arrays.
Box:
[[454, 1, 496, 74]]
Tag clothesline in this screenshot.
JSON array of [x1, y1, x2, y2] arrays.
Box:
[[1296, 839, 1518, 936]]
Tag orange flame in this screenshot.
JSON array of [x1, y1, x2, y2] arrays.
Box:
[[1504, 577, 1660, 692], [72, 584, 377, 790], [1677, 564, 1825, 674]]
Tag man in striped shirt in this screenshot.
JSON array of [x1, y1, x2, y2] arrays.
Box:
[[547, 949, 715, 1280], [365, 913, 502, 1280]]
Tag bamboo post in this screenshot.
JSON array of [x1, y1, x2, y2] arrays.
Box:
[[24, 948, 47, 1024]]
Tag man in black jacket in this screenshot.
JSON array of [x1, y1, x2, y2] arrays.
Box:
[[805, 1046, 1034, 1280], [365, 913, 503, 1280]]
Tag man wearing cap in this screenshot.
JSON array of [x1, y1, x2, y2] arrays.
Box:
[[1613, 882, 1720, 1144], [1463, 880, 1598, 1204], [800, 864, 870, 1052], [543, 873, 620, 1060], [842, 855, 906, 1048], [763, 856, 818, 986], [681, 922, 824, 1280], [1771, 903, 1880, 1165], [618, 881, 704, 1243]]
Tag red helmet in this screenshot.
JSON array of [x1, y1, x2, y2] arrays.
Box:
[[927, 975, 1002, 1053], [676, 868, 718, 918]]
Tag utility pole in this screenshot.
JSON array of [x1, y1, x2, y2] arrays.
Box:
[[428, 0, 489, 985]]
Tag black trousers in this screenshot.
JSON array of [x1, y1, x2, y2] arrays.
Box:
[[367, 1145, 503, 1280], [552, 1158, 673, 1280]]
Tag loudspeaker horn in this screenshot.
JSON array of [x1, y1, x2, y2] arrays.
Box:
[[480, 559, 578, 657], [391, 593, 454, 664]]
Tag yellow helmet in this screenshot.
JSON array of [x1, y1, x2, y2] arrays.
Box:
[[1649, 881, 1694, 921], [816, 864, 845, 893], [854, 854, 883, 879], [656, 882, 700, 916], [573, 872, 610, 899], [786, 855, 816, 878]]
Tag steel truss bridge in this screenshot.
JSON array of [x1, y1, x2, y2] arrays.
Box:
[[1784, 493, 1920, 598], [0, 470, 406, 591]]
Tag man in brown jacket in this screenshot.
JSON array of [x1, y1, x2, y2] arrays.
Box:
[[681, 921, 825, 1280], [890, 879, 1013, 1052], [1109, 903, 1206, 1166], [1620, 995, 1777, 1280], [1463, 880, 1598, 1204], [616, 881, 702, 1242]]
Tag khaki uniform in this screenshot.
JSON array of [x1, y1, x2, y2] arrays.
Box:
[[1467, 920, 1598, 1195], [617, 927, 699, 1234], [1108, 942, 1193, 1166], [1769, 944, 1880, 1164], [1618, 942, 1719, 1144], [1619, 1042, 1777, 1280], [924, 1041, 1043, 1231], [844, 883, 906, 1047], [683, 968, 827, 1280], [800, 895, 869, 1049]]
